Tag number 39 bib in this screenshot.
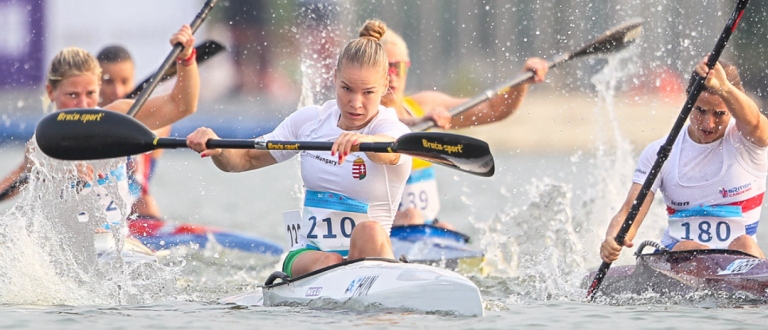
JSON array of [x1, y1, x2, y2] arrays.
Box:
[[297, 190, 369, 255], [398, 165, 440, 222]]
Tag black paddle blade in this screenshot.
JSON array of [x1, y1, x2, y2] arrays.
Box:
[[395, 132, 495, 177], [126, 40, 226, 99], [35, 109, 157, 160], [572, 18, 644, 59]]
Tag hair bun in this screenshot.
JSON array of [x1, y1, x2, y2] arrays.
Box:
[[359, 19, 387, 42]]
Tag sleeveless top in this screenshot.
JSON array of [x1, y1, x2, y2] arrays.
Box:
[[633, 120, 768, 249], [265, 100, 412, 255]]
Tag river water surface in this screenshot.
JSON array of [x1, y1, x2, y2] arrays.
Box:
[[2, 140, 768, 329]]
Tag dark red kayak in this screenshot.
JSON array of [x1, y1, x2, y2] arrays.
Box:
[[584, 241, 768, 299]]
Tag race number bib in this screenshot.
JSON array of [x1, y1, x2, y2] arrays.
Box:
[[668, 218, 746, 249], [77, 166, 129, 229], [398, 167, 440, 221], [302, 190, 369, 254]]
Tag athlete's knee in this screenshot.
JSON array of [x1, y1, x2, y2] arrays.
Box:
[[728, 235, 764, 258], [293, 251, 343, 276], [351, 221, 388, 238], [671, 240, 709, 251], [317, 252, 344, 266]]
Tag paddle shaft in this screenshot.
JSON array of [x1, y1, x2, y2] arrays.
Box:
[[126, 0, 219, 117], [154, 137, 395, 153], [0, 173, 28, 201], [126, 40, 225, 99], [585, 0, 750, 301], [411, 19, 643, 132], [410, 55, 568, 133]]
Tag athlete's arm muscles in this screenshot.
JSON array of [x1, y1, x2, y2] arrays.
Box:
[[0, 162, 27, 201], [211, 149, 278, 173], [605, 183, 655, 243]]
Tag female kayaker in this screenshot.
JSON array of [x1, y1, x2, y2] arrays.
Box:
[[601, 57, 768, 262], [0, 25, 199, 228], [186, 20, 411, 278], [379, 28, 549, 229]]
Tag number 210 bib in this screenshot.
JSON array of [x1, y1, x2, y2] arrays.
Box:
[[285, 190, 369, 256]]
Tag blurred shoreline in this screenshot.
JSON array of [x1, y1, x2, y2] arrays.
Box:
[[444, 92, 683, 153], [0, 90, 684, 153]]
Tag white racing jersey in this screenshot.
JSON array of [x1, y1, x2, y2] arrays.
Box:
[[266, 100, 412, 254], [77, 163, 131, 233], [634, 120, 768, 249]]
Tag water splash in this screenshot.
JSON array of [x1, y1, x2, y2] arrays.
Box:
[[0, 141, 176, 305], [472, 42, 672, 304], [295, 1, 346, 108]]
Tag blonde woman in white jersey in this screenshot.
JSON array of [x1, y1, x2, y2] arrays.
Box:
[[186, 20, 412, 278], [601, 57, 768, 263]]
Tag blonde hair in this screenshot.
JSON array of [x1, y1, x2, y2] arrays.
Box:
[[380, 28, 409, 60], [42, 47, 101, 112], [335, 20, 388, 76], [47, 47, 101, 90]]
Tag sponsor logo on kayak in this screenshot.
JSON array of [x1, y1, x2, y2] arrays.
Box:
[[720, 183, 751, 198], [344, 275, 379, 297], [421, 139, 463, 154], [267, 142, 300, 150], [57, 112, 105, 123], [352, 157, 367, 180], [305, 287, 322, 297], [718, 259, 761, 275]]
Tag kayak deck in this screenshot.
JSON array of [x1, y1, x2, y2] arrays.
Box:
[[221, 257, 485, 316], [585, 243, 768, 299]]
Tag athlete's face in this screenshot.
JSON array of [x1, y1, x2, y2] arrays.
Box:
[[382, 42, 409, 107], [47, 73, 101, 110], [99, 60, 135, 106], [335, 64, 388, 130], [688, 91, 731, 144]]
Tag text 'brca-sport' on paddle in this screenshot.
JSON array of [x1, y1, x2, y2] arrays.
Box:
[[34, 109, 495, 178], [410, 17, 644, 132]]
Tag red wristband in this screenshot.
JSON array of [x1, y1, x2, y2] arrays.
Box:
[[177, 48, 196, 66]]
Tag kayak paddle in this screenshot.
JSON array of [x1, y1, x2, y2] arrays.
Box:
[[125, 39, 226, 99], [411, 18, 644, 132], [585, 0, 750, 301], [126, 0, 219, 117], [35, 109, 495, 177]]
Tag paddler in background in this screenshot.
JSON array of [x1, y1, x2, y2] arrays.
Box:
[[0, 24, 199, 239], [97, 45, 171, 219], [379, 28, 549, 229], [186, 20, 411, 278], [601, 57, 768, 263]]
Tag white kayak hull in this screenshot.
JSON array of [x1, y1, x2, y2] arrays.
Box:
[[220, 258, 484, 316]]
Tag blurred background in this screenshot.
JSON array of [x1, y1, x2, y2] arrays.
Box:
[[1, 0, 767, 148]]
